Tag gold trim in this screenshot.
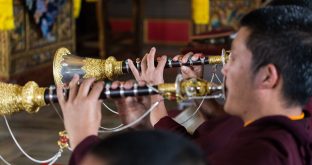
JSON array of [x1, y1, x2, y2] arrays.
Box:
[[208, 50, 230, 64], [178, 78, 223, 100], [82, 56, 123, 80], [208, 55, 223, 64], [21, 81, 47, 113], [158, 83, 176, 93], [106, 56, 123, 79], [0, 81, 47, 115], [158, 83, 177, 100], [53, 47, 71, 85]]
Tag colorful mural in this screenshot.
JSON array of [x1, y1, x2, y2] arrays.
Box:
[[0, 0, 75, 80], [210, 0, 258, 30]]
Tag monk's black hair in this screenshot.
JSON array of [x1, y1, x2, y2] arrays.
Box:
[[267, 0, 312, 10], [240, 6, 312, 106], [88, 130, 207, 165]]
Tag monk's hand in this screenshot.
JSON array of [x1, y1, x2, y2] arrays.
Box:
[[57, 75, 104, 149], [128, 47, 167, 85], [112, 80, 152, 129], [173, 52, 204, 79]]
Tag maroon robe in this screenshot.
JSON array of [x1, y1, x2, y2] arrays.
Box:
[[154, 115, 243, 156], [155, 111, 312, 165], [68, 115, 242, 165], [69, 135, 100, 165], [306, 98, 312, 112], [69, 111, 312, 165]]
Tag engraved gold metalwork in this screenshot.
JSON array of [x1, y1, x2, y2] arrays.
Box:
[[208, 55, 223, 64], [58, 130, 70, 150], [0, 77, 223, 116], [53, 47, 123, 84], [53, 47, 71, 85], [178, 78, 223, 100], [82, 56, 123, 80], [0, 81, 47, 115], [158, 83, 177, 100], [53, 47, 229, 84], [158, 78, 223, 101], [208, 51, 230, 65], [180, 78, 212, 98]]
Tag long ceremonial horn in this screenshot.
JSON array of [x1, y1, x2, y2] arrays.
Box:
[[0, 76, 222, 115], [53, 48, 230, 85]]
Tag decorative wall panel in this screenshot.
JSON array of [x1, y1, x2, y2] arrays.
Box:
[[0, 0, 75, 81]]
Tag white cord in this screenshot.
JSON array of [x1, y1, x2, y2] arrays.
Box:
[[48, 86, 64, 121], [146, 84, 160, 93], [178, 97, 205, 125], [213, 71, 223, 83], [210, 71, 215, 82], [189, 93, 223, 100], [0, 155, 11, 165], [3, 116, 62, 164], [98, 85, 160, 132], [50, 101, 64, 121], [99, 124, 124, 131], [98, 101, 160, 133], [210, 65, 223, 84], [178, 93, 223, 125], [48, 151, 62, 165], [178, 65, 224, 125], [102, 102, 119, 115]]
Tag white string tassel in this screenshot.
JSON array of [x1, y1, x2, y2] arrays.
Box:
[[179, 97, 205, 125], [0, 154, 11, 165], [48, 150, 62, 165], [100, 124, 124, 131], [102, 102, 119, 115], [50, 101, 64, 121], [3, 116, 62, 164], [98, 101, 160, 133]]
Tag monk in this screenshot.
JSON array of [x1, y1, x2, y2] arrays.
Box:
[[117, 5, 312, 165], [56, 2, 312, 165]]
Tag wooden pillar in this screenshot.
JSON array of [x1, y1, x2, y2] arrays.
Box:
[[96, 0, 107, 59], [0, 31, 10, 81], [132, 0, 143, 56]]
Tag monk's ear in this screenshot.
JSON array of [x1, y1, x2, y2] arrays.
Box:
[[254, 64, 279, 89]]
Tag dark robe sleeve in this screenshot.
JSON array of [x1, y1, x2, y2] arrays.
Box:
[[154, 116, 192, 138], [69, 135, 100, 165], [210, 139, 289, 165], [305, 98, 312, 112]]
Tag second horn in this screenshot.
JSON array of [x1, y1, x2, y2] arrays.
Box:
[[53, 47, 230, 85]]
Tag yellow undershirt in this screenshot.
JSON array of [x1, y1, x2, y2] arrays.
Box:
[[244, 112, 305, 127]]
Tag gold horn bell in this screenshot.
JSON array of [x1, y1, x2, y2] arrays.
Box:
[[53, 48, 124, 85]]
